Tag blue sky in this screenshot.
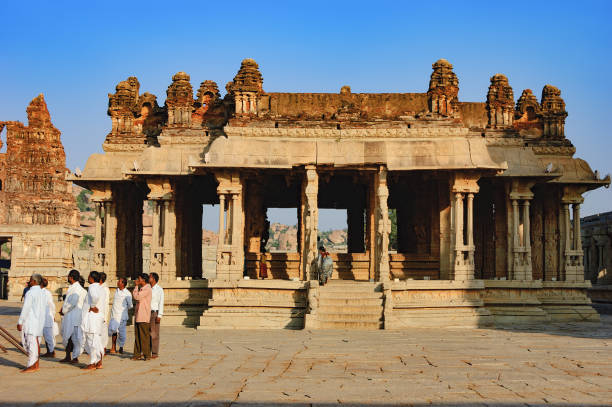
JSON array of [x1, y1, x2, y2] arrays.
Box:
[[1, 1, 611, 229]]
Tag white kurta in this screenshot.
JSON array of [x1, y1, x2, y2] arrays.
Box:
[[109, 288, 133, 347], [100, 283, 110, 347], [61, 282, 86, 350], [18, 285, 46, 367], [42, 288, 56, 352], [82, 282, 104, 364]]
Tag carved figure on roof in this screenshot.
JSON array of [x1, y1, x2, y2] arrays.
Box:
[[486, 74, 514, 128], [107, 77, 140, 134], [166, 71, 194, 127], [427, 59, 459, 116]]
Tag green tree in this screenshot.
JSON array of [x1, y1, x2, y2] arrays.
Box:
[[76, 189, 93, 212], [388, 209, 397, 250]]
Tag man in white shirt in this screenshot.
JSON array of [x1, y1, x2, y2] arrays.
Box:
[[149, 272, 164, 359], [81, 271, 104, 370], [60, 269, 87, 364], [40, 278, 56, 358], [17, 273, 46, 372], [99, 272, 110, 355], [108, 277, 133, 354]]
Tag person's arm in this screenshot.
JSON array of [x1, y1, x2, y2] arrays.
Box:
[[18, 291, 32, 330], [158, 288, 164, 318], [132, 285, 142, 301], [89, 287, 101, 313], [126, 292, 134, 309], [61, 287, 77, 315]]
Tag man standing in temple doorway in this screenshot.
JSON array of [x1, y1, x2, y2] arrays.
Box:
[[132, 273, 152, 361], [17, 273, 46, 373], [317, 246, 333, 285], [149, 272, 164, 359], [108, 277, 132, 354]]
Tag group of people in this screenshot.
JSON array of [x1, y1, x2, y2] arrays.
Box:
[[17, 269, 164, 373]]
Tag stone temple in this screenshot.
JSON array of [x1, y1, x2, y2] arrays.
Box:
[[0, 95, 81, 300], [63, 58, 609, 329]]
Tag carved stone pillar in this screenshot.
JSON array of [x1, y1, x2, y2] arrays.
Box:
[[507, 180, 534, 280], [91, 183, 116, 280], [374, 167, 390, 282], [450, 172, 480, 280], [215, 172, 244, 281], [147, 179, 177, 283], [300, 166, 318, 281], [560, 186, 586, 282]]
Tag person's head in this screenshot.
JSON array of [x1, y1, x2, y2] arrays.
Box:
[[136, 273, 148, 287], [68, 269, 80, 285], [100, 272, 107, 284], [88, 271, 101, 284], [117, 277, 127, 290], [29, 273, 42, 287], [149, 273, 159, 287], [319, 246, 326, 255], [41, 278, 49, 288]]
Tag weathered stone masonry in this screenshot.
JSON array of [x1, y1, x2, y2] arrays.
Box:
[[68, 58, 609, 328]]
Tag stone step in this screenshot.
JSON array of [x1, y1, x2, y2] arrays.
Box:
[[318, 311, 382, 322], [316, 305, 382, 314], [316, 320, 383, 330], [318, 297, 383, 306]]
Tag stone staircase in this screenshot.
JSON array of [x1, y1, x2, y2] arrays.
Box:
[[313, 281, 384, 329]]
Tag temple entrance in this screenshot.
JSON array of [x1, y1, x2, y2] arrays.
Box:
[[318, 170, 371, 280], [243, 171, 302, 280], [0, 237, 11, 299], [387, 172, 442, 280]]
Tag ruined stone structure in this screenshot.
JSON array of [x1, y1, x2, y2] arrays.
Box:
[[581, 212, 612, 307], [0, 95, 81, 300], [70, 59, 609, 328]]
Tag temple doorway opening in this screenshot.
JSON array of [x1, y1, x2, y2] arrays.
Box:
[[0, 237, 11, 299], [388, 172, 442, 280], [244, 171, 302, 280], [318, 171, 370, 281], [202, 203, 219, 279]]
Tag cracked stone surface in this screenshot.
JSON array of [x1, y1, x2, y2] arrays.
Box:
[[1, 301, 611, 406]]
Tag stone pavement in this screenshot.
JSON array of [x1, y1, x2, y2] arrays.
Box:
[[0, 301, 611, 406]]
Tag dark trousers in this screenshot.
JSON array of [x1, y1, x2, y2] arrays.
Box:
[[134, 322, 151, 358], [150, 311, 160, 355]]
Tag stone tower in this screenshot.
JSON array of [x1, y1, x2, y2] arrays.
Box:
[[0, 95, 82, 300]]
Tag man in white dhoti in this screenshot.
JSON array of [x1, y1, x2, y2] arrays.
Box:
[[60, 269, 87, 364], [40, 278, 57, 358], [17, 273, 46, 373], [100, 272, 110, 355], [108, 277, 133, 354], [82, 271, 104, 370]]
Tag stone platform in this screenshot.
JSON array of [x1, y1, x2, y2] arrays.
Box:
[[0, 300, 611, 406]]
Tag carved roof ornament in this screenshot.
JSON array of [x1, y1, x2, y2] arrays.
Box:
[[196, 80, 221, 105], [230, 58, 264, 94], [166, 72, 194, 108], [26, 94, 53, 128], [108, 77, 140, 117], [516, 89, 540, 116], [540, 85, 568, 139], [166, 72, 194, 127], [486, 74, 514, 128], [427, 59, 459, 116]]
